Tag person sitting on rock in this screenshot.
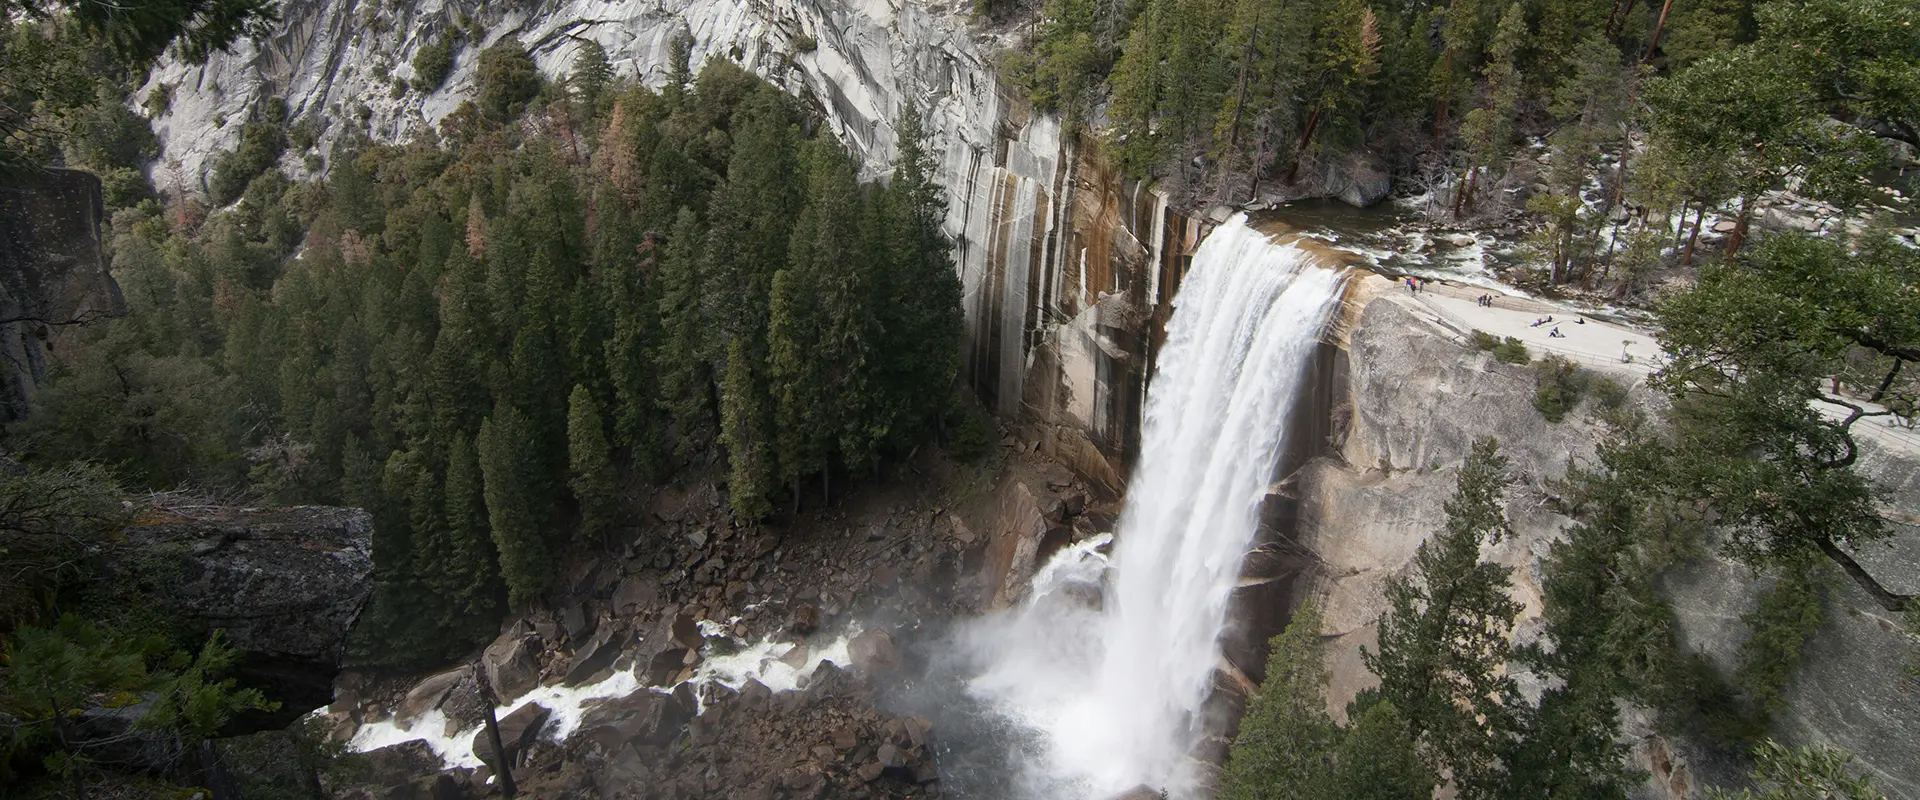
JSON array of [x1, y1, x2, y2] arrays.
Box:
[[1549, 327, 1565, 338]]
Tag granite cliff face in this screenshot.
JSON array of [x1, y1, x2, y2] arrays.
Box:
[[108, 504, 376, 728], [0, 168, 125, 422], [139, 0, 1204, 485], [1287, 281, 1920, 799]]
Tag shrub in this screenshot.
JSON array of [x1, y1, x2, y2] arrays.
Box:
[[946, 394, 997, 463], [207, 122, 287, 206], [1472, 329, 1531, 365], [412, 37, 455, 92], [792, 33, 818, 53], [1531, 355, 1590, 423], [1589, 376, 1629, 411], [477, 38, 542, 121], [145, 83, 173, 117]]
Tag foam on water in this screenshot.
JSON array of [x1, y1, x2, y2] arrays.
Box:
[[959, 215, 1345, 799], [348, 626, 859, 767]]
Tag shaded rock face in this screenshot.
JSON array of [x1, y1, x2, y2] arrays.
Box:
[[0, 168, 124, 422], [108, 505, 374, 727], [1286, 281, 1920, 799], [139, 0, 1215, 485]]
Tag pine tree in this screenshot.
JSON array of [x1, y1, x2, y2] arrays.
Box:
[[477, 402, 551, 610], [443, 434, 503, 627], [1219, 601, 1339, 799], [567, 384, 618, 546], [1363, 437, 1522, 799], [656, 208, 715, 458], [883, 102, 965, 442], [1325, 701, 1436, 800], [720, 336, 776, 522], [570, 40, 613, 112]]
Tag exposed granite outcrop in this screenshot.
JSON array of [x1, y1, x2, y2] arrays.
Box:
[[107, 504, 375, 728], [1286, 279, 1920, 799], [0, 168, 124, 422]]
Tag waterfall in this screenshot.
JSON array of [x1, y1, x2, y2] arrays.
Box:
[[957, 215, 1345, 799]]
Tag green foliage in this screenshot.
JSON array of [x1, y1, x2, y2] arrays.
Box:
[[567, 384, 617, 545], [1531, 355, 1591, 423], [1654, 233, 1912, 564], [1219, 601, 1339, 800], [1323, 700, 1435, 800], [720, 336, 777, 522], [1708, 740, 1889, 800], [1364, 437, 1520, 798], [411, 36, 455, 92], [0, 616, 270, 787], [1733, 561, 1825, 716], [478, 402, 551, 610], [477, 38, 542, 121], [12, 61, 967, 669], [208, 122, 287, 206], [570, 39, 613, 109], [791, 33, 817, 53], [1471, 330, 1531, 364], [1589, 377, 1629, 412]]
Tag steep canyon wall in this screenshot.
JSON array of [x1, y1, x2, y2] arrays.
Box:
[[140, 0, 1203, 484]]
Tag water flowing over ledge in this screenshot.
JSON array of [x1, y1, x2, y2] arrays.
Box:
[[955, 216, 1348, 799]]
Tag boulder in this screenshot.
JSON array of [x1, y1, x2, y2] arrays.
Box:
[[1107, 786, 1162, 800], [847, 628, 902, 674], [0, 168, 124, 422], [107, 504, 373, 728], [562, 603, 596, 644], [670, 614, 707, 651], [1322, 153, 1393, 208], [563, 625, 624, 685], [482, 624, 542, 702], [613, 574, 661, 616], [397, 666, 469, 726], [577, 689, 691, 749], [492, 703, 552, 766], [980, 481, 1051, 608]]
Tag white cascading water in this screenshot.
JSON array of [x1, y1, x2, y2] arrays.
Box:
[[959, 215, 1345, 799]]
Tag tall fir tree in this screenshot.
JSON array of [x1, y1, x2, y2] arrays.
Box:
[[1363, 437, 1523, 799], [566, 384, 618, 547], [477, 402, 551, 610], [720, 336, 777, 522]]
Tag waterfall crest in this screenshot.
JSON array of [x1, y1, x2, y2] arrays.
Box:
[[958, 215, 1346, 799]]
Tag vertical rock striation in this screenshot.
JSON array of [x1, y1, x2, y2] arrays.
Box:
[[139, 0, 1204, 479]]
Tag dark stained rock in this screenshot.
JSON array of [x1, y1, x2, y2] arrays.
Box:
[[577, 689, 691, 749], [397, 666, 469, 725], [847, 628, 902, 674], [107, 504, 372, 728], [562, 603, 595, 643], [563, 625, 624, 685], [670, 614, 706, 651], [0, 168, 123, 422], [1108, 785, 1163, 800], [481, 623, 542, 701], [493, 703, 552, 766], [612, 574, 660, 615]]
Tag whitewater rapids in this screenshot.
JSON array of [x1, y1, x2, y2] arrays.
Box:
[[957, 215, 1345, 799]]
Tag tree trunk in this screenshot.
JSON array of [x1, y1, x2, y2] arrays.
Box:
[[1434, 47, 1455, 138], [1725, 196, 1752, 256], [1285, 104, 1324, 184], [1645, 0, 1677, 62], [1681, 204, 1706, 266], [1221, 23, 1258, 202], [474, 665, 516, 799]]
